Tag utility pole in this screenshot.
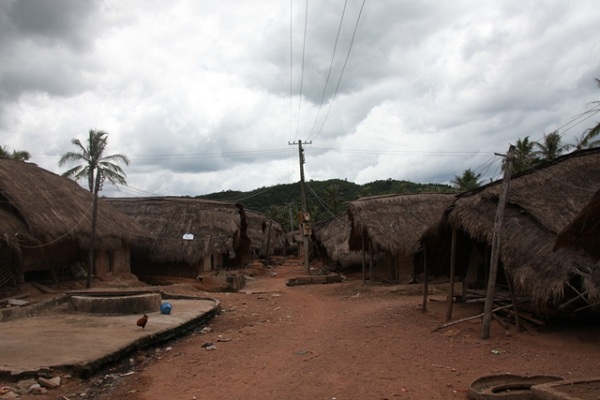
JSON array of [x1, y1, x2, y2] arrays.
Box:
[[481, 145, 515, 339], [289, 139, 312, 274]]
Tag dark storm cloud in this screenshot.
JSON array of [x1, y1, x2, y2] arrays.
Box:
[[0, 0, 100, 49], [0, 0, 101, 106]]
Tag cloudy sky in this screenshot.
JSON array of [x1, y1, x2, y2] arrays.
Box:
[[1, 0, 599, 197]]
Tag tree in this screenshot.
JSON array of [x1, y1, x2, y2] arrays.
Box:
[[574, 125, 600, 149], [503, 136, 536, 174], [324, 184, 342, 215], [0, 145, 30, 161], [58, 130, 130, 288], [574, 78, 600, 150], [452, 168, 482, 191], [533, 130, 572, 162], [59, 130, 130, 192]]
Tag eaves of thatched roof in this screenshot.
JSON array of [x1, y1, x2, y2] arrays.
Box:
[[313, 214, 363, 268], [452, 148, 600, 236], [0, 208, 35, 252], [108, 197, 243, 265], [0, 159, 145, 251], [555, 188, 600, 261], [421, 148, 600, 312], [348, 193, 456, 255]]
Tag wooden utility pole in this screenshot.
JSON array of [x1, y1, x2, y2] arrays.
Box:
[[481, 145, 515, 339], [289, 140, 312, 274]]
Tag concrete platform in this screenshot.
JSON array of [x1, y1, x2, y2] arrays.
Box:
[[0, 296, 219, 377], [532, 377, 600, 400]]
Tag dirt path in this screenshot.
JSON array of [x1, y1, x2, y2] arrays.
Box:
[[8, 260, 600, 399]]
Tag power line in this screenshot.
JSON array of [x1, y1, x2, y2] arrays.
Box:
[[129, 148, 290, 160], [310, 147, 495, 156], [19, 199, 94, 249], [305, 181, 336, 217], [312, 0, 366, 141], [294, 0, 309, 140], [289, 0, 294, 142], [307, 0, 348, 140]]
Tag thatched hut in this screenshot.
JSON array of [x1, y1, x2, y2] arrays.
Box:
[[348, 193, 456, 283], [241, 209, 285, 260], [312, 214, 362, 271], [108, 197, 247, 279], [418, 148, 600, 316], [0, 159, 144, 287]]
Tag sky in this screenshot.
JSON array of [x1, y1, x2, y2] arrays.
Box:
[[1, 0, 599, 198]]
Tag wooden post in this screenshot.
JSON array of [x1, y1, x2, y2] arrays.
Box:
[[362, 228, 366, 284], [481, 145, 515, 340], [369, 240, 374, 285], [504, 268, 521, 332], [446, 227, 457, 321], [483, 246, 489, 285], [265, 219, 273, 266], [422, 245, 429, 312]]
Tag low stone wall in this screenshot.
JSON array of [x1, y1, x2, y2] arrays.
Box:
[[0, 296, 69, 322], [68, 293, 161, 315], [197, 273, 246, 292]]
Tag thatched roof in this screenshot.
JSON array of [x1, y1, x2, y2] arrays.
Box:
[[348, 193, 457, 255], [313, 214, 363, 269], [420, 148, 600, 313], [242, 209, 284, 256], [450, 148, 600, 237], [0, 208, 33, 252], [108, 197, 243, 265], [0, 159, 144, 251], [555, 188, 600, 261]]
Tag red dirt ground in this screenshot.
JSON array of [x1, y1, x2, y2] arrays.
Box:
[[4, 257, 600, 400]]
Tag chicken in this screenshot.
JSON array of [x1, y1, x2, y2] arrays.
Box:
[[136, 314, 148, 329]]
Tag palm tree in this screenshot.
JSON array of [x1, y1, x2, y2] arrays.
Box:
[[0, 145, 30, 161], [533, 130, 572, 162], [503, 136, 536, 174], [574, 78, 600, 149], [324, 184, 342, 214], [574, 125, 600, 149], [451, 168, 482, 191], [59, 130, 130, 192], [59, 129, 130, 288]]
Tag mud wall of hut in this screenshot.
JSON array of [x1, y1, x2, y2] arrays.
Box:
[[371, 251, 413, 283], [21, 241, 78, 273], [93, 245, 132, 278]]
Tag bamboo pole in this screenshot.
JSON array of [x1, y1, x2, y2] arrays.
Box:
[[434, 303, 515, 332], [446, 228, 457, 321], [422, 245, 429, 312], [369, 240, 374, 285], [481, 145, 515, 339], [503, 268, 520, 332], [362, 228, 366, 284]]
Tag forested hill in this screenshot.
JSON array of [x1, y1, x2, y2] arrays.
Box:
[[198, 178, 454, 230]]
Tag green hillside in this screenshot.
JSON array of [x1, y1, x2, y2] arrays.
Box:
[[198, 178, 454, 231]]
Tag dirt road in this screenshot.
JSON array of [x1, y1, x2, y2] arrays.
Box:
[[7, 260, 600, 399]]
